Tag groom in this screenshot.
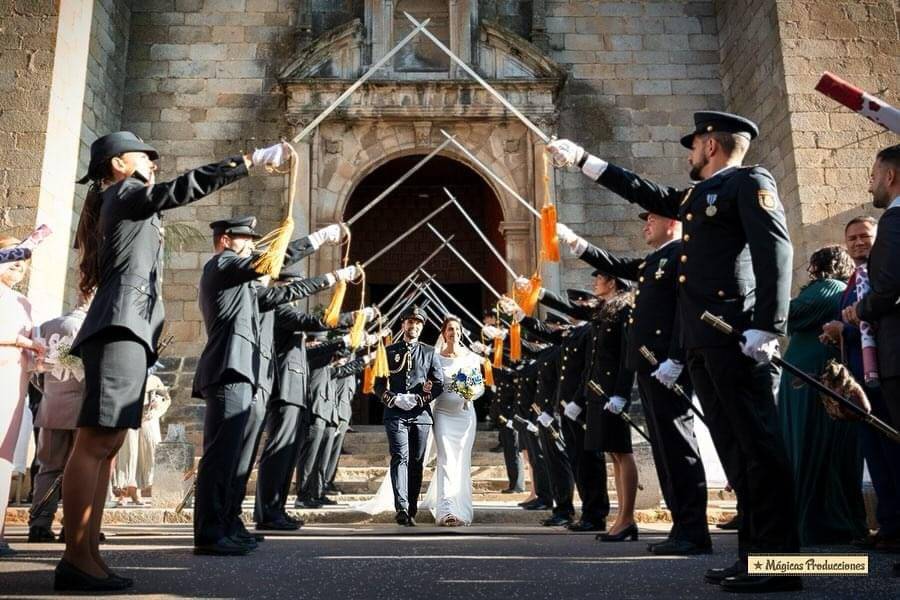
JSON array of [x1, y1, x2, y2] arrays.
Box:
[[374, 306, 443, 526]]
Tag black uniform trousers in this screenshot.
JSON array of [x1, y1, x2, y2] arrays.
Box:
[[560, 417, 609, 523], [499, 425, 525, 491], [194, 380, 254, 545], [324, 421, 350, 489], [540, 425, 575, 517], [226, 387, 269, 537], [254, 401, 306, 524], [519, 422, 553, 504], [385, 415, 431, 517], [881, 377, 900, 428], [686, 344, 798, 560], [296, 414, 329, 501], [636, 372, 710, 546]]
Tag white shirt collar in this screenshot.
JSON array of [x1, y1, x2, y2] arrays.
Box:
[[655, 238, 678, 252], [889, 195, 900, 210]]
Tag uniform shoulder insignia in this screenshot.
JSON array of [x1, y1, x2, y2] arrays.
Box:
[[680, 187, 695, 206], [638, 261, 647, 270], [758, 189, 777, 210]]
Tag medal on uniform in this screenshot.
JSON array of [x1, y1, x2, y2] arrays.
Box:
[[393, 353, 401, 363], [654, 258, 668, 280], [705, 193, 718, 217]]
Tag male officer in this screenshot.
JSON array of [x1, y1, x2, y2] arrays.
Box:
[[373, 306, 443, 526], [557, 213, 711, 554], [192, 217, 348, 555], [548, 111, 799, 592]]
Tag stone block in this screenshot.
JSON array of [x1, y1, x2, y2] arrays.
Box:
[[633, 79, 672, 96], [607, 34, 642, 51], [152, 436, 195, 509], [215, 60, 267, 78], [168, 25, 212, 44], [190, 43, 228, 61]]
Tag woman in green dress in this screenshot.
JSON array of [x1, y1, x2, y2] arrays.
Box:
[[778, 245, 866, 545]]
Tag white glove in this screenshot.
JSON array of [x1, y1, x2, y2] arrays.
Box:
[[514, 276, 531, 291], [364, 333, 379, 347], [537, 412, 554, 428], [363, 306, 378, 322], [556, 223, 588, 256], [334, 265, 358, 282], [393, 394, 418, 411], [526, 421, 539, 434], [470, 341, 490, 355], [547, 139, 585, 169], [740, 329, 780, 364], [482, 325, 507, 340], [499, 297, 525, 322], [309, 224, 345, 248], [505, 420, 515, 430], [563, 402, 582, 421], [652, 359, 684, 389], [604, 395, 627, 415], [251, 142, 288, 169]]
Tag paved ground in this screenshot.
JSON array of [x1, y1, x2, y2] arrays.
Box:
[[1, 524, 896, 599]]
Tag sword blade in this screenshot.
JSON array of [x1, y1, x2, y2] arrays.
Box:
[[427, 224, 502, 300], [362, 199, 452, 268], [445, 188, 518, 278], [291, 18, 431, 143]]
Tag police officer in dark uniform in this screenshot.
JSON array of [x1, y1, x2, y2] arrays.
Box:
[[490, 362, 526, 493], [323, 352, 370, 495], [255, 314, 354, 527], [225, 264, 340, 544], [505, 307, 577, 526], [373, 306, 444, 526], [557, 213, 711, 554], [511, 349, 554, 511], [548, 111, 799, 592], [192, 217, 348, 555]]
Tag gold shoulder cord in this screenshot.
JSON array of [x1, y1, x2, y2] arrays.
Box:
[[388, 350, 412, 375]]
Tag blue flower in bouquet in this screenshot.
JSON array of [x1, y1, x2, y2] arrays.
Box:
[[449, 367, 484, 405]]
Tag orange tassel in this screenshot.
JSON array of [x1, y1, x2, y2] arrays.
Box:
[[492, 336, 504, 369], [385, 333, 393, 346], [362, 364, 375, 394], [373, 339, 390, 378], [324, 279, 346, 327], [483, 358, 494, 386], [514, 273, 543, 316], [253, 144, 299, 277], [510, 321, 522, 362], [540, 204, 560, 263], [349, 309, 366, 349]]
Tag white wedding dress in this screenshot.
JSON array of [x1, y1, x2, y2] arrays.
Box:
[[354, 348, 484, 525], [421, 350, 484, 525]]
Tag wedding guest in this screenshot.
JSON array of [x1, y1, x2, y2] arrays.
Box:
[[28, 292, 93, 542], [0, 236, 46, 557], [779, 245, 865, 544]]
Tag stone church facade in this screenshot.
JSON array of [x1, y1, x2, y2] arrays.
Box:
[[1, 0, 897, 430]]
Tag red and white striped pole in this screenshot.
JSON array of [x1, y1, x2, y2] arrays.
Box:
[[815, 71, 900, 134]]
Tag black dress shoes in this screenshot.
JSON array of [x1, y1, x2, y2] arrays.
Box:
[[395, 510, 411, 526], [720, 574, 802, 593], [501, 487, 525, 494], [27, 526, 56, 543], [567, 520, 605, 533], [283, 513, 305, 528], [598, 523, 638, 542], [406, 515, 417, 527], [229, 534, 257, 551], [705, 560, 746, 585], [522, 500, 552, 511], [194, 537, 252, 556], [650, 539, 713, 556], [317, 496, 338, 506], [256, 518, 300, 531], [54, 559, 133, 592], [296, 498, 323, 509], [541, 514, 573, 527]]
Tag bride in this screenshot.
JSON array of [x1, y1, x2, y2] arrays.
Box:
[[426, 315, 485, 526], [355, 314, 485, 526]]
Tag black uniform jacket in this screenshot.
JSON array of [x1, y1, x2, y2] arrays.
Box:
[[596, 163, 793, 348], [858, 206, 900, 379], [73, 156, 249, 357]]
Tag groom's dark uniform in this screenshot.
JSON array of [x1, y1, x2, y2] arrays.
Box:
[[373, 307, 443, 522]]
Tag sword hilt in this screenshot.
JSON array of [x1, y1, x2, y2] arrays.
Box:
[[639, 345, 659, 367]]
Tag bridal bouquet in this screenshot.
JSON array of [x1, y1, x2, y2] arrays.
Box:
[[37, 333, 84, 382], [449, 367, 485, 410]]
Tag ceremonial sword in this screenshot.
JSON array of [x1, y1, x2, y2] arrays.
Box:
[[586, 381, 653, 445], [638, 346, 708, 426]]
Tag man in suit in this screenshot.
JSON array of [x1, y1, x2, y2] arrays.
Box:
[[845, 144, 900, 427], [373, 306, 443, 526], [192, 216, 350, 555], [557, 213, 711, 554], [548, 111, 799, 593], [322, 353, 365, 496]]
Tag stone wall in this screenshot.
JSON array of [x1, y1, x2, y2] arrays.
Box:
[[717, 0, 899, 287], [546, 0, 724, 290], [0, 1, 59, 239], [480, 0, 535, 39]]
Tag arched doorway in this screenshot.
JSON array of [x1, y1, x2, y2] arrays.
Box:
[[343, 154, 506, 423]]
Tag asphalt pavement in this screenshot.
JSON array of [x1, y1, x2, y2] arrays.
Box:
[[0, 523, 897, 599]]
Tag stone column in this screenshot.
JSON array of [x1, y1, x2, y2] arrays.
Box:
[[28, 1, 94, 322], [499, 220, 532, 285]]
